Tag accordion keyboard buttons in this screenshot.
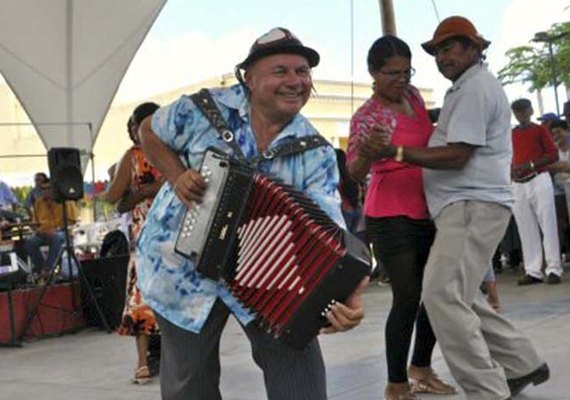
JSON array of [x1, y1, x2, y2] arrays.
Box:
[[174, 150, 240, 261], [202, 167, 212, 182], [180, 209, 200, 238], [179, 168, 211, 238]]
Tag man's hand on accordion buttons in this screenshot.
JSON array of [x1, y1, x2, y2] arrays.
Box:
[[320, 276, 369, 334], [173, 169, 207, 209]]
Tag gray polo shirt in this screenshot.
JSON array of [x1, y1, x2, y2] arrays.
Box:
[[423, 63, 514, 218]]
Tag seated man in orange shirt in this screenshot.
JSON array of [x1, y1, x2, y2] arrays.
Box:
[[24, 181, 78, 276]]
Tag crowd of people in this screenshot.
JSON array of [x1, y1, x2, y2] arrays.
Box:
[[129, 17, 560, 400], [337, 16, 557, 399], [3, 14, 570, 400]]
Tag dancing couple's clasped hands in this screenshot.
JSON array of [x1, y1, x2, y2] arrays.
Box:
[[357, 123, 396, 162]]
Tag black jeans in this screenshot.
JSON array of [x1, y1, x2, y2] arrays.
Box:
[[367, 216, 437, 383]]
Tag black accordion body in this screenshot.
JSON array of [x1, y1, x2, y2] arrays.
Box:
[[175, 149, 371, 348]]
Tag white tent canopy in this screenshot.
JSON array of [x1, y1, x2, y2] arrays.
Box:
[[0, 0, 166, 169]]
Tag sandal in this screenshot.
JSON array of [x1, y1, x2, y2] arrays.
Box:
[[131, 365, 151, 385], [408, 367, 456, 395], [384, 382, 418, 400]]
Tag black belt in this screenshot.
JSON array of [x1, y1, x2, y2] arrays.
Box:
[[514, 172, 538, 184]]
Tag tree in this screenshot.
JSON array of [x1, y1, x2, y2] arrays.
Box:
[[498, 21, 570, 99], [497, 46, 549, 90], [550, 22, 570, 97]]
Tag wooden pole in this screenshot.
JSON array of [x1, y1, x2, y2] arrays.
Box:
[[378, 0, 397, 35]]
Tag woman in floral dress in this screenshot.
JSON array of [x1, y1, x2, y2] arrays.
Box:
[[105, 102, 163, 384]]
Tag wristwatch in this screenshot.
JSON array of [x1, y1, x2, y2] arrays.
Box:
[[394, 145, 404, 162]]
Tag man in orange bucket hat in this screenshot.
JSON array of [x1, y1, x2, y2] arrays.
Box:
[[366, 15, 550, 399], [421, 15, 490, 56]]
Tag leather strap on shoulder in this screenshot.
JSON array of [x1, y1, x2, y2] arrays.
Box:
[[190, 88, 330, 166], [190, 88, 247, 163]]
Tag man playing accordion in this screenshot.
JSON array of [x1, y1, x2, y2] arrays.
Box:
[[136, 27, 369, 400]]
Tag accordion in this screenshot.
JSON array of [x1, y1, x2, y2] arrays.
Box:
[[175, 149, 371, 348]]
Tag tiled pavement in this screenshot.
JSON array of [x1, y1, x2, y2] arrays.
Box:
[[1, 267, 569, 400]]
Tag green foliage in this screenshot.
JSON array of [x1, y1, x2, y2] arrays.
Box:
[[498, 21, 570, 92], [11, 186, 33, 220], [551, 22, 570, 88], [11, 186, 31, 203], [497, 46, 546, 91]]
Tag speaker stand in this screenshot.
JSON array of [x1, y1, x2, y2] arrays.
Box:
[[18, 203, 112, 341]]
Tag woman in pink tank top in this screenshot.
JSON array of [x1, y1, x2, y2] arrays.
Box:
[[347, 35, 455, 400]]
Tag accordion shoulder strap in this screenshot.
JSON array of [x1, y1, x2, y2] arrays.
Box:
[[190, 88, 248, 163], [190, 88, 330, 166], [252, 135, 329, 165]]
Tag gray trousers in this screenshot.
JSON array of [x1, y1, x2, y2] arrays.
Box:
[[422, 201, 543, 400], [155, 300, 327, 400]]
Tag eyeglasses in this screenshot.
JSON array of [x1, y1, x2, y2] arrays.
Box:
[[378, 67, 416, 80]]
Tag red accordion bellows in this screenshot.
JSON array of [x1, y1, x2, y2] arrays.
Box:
[[231, 175, 345, 334]]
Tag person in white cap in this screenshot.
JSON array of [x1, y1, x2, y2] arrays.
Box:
[[135, 27, 369, 400], [366, 15, 549, 400]]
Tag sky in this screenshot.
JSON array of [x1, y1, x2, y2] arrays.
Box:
[[115, 0, 570, 114]]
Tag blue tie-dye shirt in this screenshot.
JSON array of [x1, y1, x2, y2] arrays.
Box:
[[136, 84, 344, 333]]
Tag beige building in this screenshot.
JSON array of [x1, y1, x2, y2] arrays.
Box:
[[0, 75, 434, 185]]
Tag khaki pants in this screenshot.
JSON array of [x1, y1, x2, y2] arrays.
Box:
[[422, 201, 542, 400]]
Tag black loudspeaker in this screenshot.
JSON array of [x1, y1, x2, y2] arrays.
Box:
[[80, 255, 129, 329], [47, 147, 84, 202]]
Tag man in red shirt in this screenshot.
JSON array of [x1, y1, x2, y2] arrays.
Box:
[[511, 98, 563, 285]]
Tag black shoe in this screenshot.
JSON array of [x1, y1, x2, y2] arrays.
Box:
[[517, 275, 543, 286], [507, 363, 549, 396], [546, 273, 561, 285]]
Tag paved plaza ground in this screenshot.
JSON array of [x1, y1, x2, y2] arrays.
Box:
[[1, 266, 569, 400]]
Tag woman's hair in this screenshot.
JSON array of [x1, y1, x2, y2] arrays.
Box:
[[35, 172, 48, 181], [132, 102, 160, 125], [126, 115, 134, 131], [367, 35, 411, 72]]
